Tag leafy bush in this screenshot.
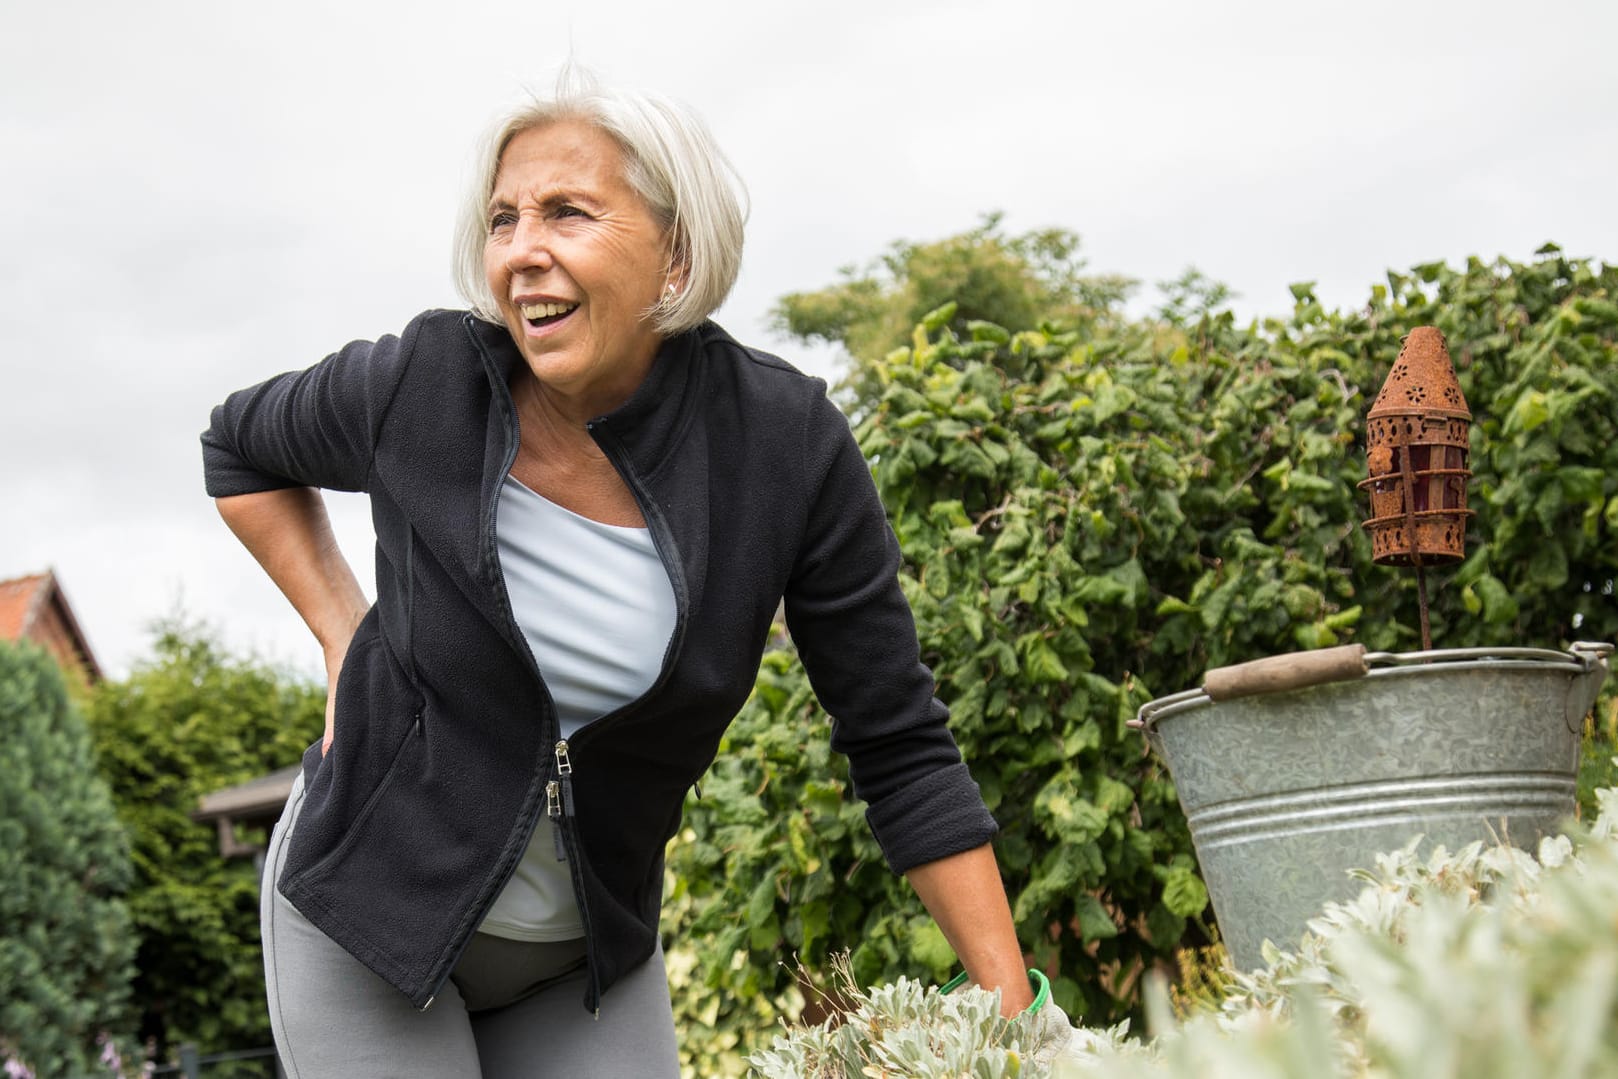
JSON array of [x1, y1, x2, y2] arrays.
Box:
[[85, 622, 323, 1065], [0, 641, 136, 1078], [666, 242, 1618, 1072], [772, 216, 1136, 416]]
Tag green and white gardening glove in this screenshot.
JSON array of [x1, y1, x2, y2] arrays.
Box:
[[942, 969, 1074, 1073], [1023, 983, 1077, 1072]]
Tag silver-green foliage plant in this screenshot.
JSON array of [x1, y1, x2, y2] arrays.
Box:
[[753, 786, 1618, 1078], [748, 956, 1129, 1079], [748, 975, 1020, 1079], [1069, 787, 1618, 1078]]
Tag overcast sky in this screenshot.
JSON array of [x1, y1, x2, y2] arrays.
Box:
[[4, 0, 1615, 680]]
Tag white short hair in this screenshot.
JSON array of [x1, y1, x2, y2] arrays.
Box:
[[453, 71, 748, 337]]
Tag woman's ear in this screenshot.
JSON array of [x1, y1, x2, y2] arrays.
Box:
[[664, 231, 692, 294], [666, 253, 691, 296]]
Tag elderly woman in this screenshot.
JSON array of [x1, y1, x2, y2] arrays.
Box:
[[203, 76, 1035, 1076]]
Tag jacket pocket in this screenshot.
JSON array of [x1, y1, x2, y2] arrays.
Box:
[[291, 627, 423, 885], [300, 711, 422, 882]]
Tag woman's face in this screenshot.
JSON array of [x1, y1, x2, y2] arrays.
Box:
[[484, 120, 674, 413]]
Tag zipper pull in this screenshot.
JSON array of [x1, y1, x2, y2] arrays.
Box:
[[547, 780, 568, 861], [554, 741, 576, 819], [551, 741, 575, 863]]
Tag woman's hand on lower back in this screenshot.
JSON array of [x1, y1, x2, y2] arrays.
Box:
[[321, 636, 353, 756], [215, 487, 370, 757]]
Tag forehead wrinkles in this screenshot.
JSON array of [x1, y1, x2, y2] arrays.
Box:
[[494, 122, 624, 191], [487, 183, 597, 212]]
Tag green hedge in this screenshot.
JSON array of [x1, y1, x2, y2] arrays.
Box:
[[666, 246, 1618, 1073], [85, 623, 323, 1065]]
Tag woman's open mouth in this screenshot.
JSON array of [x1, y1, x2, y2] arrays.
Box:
[[519, 301, 578, 329]]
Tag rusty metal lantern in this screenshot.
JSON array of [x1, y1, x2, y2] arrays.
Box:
[[1358, 326, 1473, 648]]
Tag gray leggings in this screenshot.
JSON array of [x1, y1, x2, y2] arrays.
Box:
[[262, 773, 680, 1078]]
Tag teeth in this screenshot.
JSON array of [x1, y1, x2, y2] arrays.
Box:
[[519, 301, 578, 320]]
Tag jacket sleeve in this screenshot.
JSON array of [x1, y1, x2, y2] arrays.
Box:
[[783, 391, 998, 874], [200, 320, 419, 497]]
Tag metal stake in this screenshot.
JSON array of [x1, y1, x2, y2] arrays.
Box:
[[1416, 564, 1432, 652]]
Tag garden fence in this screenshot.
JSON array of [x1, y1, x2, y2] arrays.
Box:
[[145, 1044, 282, 1079]]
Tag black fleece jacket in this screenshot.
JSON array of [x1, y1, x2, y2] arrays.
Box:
[[202, 311, 997, 1012]]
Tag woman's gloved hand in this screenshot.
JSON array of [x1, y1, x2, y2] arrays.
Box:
[[1024, 1002, 1076, 1071], [1014, 970, 1074, 1072], [943, 969, 1075, 1072]]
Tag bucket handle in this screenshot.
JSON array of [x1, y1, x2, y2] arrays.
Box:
[[1134, 641, 1613, 731], [1202, 644, 1369, 702], [1565, 641, 1613, 734]]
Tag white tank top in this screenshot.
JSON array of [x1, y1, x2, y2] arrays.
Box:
[[479, 475, 676, 941]]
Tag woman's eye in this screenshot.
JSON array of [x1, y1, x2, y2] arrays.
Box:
[[488, 211, 517, 231], [554, 204, 586, 219]]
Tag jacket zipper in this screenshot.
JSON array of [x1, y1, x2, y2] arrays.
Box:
[[547, 740, 572, 863], [546, 738, 601, 1016], [523, 417, 689, 1014], [418, 369, 586, 1013]]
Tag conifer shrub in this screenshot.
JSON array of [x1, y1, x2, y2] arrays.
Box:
[[0, 641, 136, 1078]]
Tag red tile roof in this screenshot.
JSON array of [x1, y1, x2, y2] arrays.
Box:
[[0, 570, 102, 682], [0, 572, 49, 641]]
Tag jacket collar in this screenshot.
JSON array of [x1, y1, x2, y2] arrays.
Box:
[[461, 313, 713, 611], [461, 312, 708, 476]]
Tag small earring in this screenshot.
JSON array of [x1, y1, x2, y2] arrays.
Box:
[[666, 283, 678, 296]]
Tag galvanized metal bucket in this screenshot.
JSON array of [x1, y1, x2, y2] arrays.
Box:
[[1136, 642, 1612, 971]]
